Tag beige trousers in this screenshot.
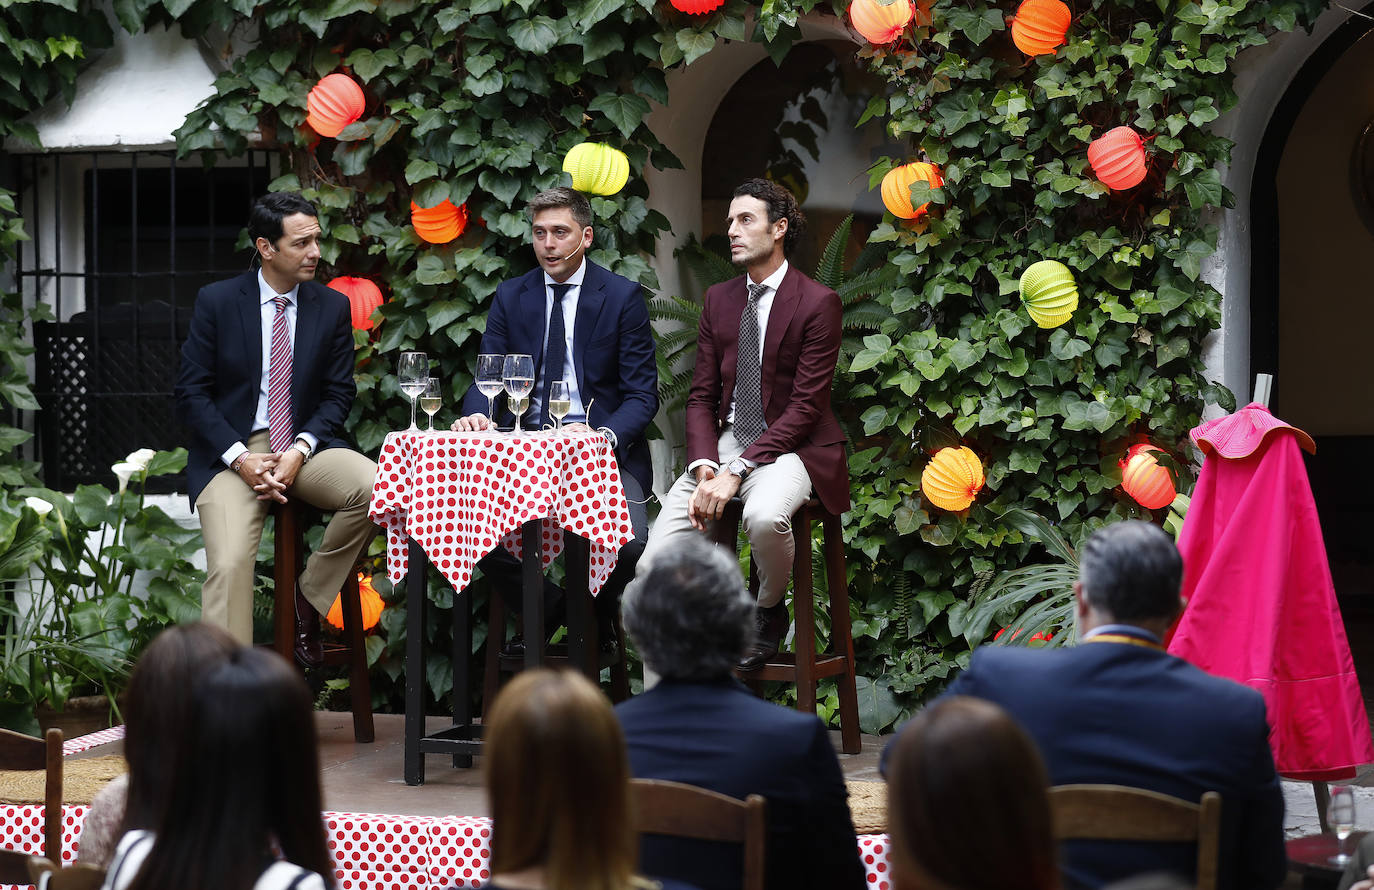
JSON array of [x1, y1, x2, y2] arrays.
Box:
[[196, 431, 377, 645], [639, 427, 813, 609]]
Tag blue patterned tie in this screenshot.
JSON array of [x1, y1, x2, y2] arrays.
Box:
[[541, 283, 572, 427], [734, 282, 767, 446]]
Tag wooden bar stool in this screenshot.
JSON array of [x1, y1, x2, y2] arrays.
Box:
[[711, 497, 861, 754], [272, 502, 375, 743]]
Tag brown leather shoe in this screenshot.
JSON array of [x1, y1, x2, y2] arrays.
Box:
[[738, 603, 787, 671], [294, 584, 323, 668]]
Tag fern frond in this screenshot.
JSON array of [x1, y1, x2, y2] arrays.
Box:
[[648, 296, 704, 326], [676, 235, 735, 293], [814, 214, 854, 290]]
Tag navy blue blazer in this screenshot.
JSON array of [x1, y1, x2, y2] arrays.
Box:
[[459, 260, 658, 495], [615, 680, 866, 890], [884, 638, 1285, 890], [174, 271, 356, 506]]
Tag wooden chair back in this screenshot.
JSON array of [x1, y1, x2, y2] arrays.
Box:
[[630, 778, 767, 890], [26, 857, 105, 890], [1050, 784, 1222, 890], [0, 727, 64, 884]]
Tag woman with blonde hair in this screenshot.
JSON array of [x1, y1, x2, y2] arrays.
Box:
[[482, 668, 661, 890]]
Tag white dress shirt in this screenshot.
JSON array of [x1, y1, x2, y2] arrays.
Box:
[[530, 259, 587, 424]]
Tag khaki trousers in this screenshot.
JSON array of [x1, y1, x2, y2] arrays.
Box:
[[639, 427, 813, 609], [196, 431, 378, 645]]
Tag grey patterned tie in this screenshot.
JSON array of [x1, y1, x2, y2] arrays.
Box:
[[734, 282, 767, 447]]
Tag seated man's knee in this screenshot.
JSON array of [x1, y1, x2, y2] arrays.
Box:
[[741, 503, 792, 538]]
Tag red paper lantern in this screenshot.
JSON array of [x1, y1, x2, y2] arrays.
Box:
[[410, 200, 468, 244], [1088, 126, 1148, 190], [850, 0, 916, 44], [880, 161, 943, 219], [1010, 0, 1071, 56], [327, 276, 384, 331], [326, 572, 385, 632], [670, 0, 725, 12], [1119, 443, 1177, 510], [306, 73, 365, 139]]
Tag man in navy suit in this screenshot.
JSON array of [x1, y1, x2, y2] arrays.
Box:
[[616, 537, 866, 890], [883, 520, 1285, 890], [453, 186, 657, 651], [175, 192, 376, 663]]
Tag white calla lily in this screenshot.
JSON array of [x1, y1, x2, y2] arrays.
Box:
[[111, 462, 140, 494], [124, 448, 157, 471], [23, 496, 53, 518]]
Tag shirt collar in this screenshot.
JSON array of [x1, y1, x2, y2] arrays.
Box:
[[257, 270, 299, 305], [544, 257, 587, 292], [1082, 624, 1162, 644], [748, 259, 788, 295]]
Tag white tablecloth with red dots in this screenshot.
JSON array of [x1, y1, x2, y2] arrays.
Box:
[[369, 430, 634, 597], [0, 806, 892, 889]]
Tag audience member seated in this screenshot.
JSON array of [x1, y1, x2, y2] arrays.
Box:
[[78, 622, 237, 867], [883, 520, 1285, 890], [886, 695, 1058, 890], [480, 667, 672, 890], [615, 537, 866, 890], [100, 646, 333, 890]]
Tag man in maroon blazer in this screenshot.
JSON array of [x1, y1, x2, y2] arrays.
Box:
[[639, 178, 849, 669]]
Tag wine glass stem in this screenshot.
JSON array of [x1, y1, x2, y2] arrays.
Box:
[[409, 396, 418, 431], [487, 395, 496, 423]]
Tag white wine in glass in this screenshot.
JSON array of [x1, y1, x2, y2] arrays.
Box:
[[420, 377, 442, 431], [397, 351, 428, 431], [503, 353, 535, 433], [548, 380, 571, 429], [1330, 785, 1356, 865], [476, 354, 504, 424]]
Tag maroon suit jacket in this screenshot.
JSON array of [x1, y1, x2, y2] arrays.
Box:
[[685, 265, 850, 515]]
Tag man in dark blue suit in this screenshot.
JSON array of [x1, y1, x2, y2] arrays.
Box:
[[883, 520, 1285, 890], [616, 537, 866, 890], [175, 192, 376, 663], [453, 187, 657, 652]]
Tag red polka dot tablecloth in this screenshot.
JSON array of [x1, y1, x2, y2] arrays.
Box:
[[0, 804, 888, 890], [370, 430, 634, 597]]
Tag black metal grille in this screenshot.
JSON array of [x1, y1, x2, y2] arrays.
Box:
[[12, 150, 275, 492]]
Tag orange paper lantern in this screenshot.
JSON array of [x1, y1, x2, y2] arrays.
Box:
[[850, 0, 916, 44], [306, 73, 365, 138], [1088, 126, 1148, 190], [1010, 0, 1071, 56], [922, 446, 985, 512], [1119, 443, 1177, 510], [880, 161, 943, 219], [410, 200, 468, 244], [326, 573, 385, 632], [670, 0, 725, 11], [327, 276, 384, 331]]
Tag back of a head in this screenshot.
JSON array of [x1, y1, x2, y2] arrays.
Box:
[[485, 668, 635, 890], [621, 538, 754, 681], [122, 622, 237, 832], [130, 646, 331, 890], [886, 696, 1058, 890], [1078, 520, 1184, 624]]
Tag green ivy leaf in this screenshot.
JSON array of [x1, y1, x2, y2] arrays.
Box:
[[589, 93, 651, 139], [509, 16, 559, 54]]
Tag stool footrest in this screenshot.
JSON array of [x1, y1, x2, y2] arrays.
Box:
[[740, 654, 852, 682]]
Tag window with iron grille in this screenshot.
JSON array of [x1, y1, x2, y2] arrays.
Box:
[[12, 150, 275, 492]]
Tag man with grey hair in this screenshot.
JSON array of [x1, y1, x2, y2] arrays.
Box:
[[616, 537, 865, 890], [882, 520, 1285, 890]]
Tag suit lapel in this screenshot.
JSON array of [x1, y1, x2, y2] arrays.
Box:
[[572, 261, 607, 396], [293, 282, 321, 406], [761, 266, 801, 408], [237, 272, 262, 385], [519, 272, 548, 370]]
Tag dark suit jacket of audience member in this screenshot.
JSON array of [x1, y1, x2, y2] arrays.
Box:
[[900, 637, 1286, 890], [616, 679, 866, 890]]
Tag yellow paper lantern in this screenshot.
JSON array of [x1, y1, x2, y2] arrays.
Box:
[[1019, 260, 1079, 328], [1120, 443, 1176, 510], [326, 572, 385, 632], [880, 161, 943, 219], [922, 446, 985, 512], [563, 142, 630, 196]]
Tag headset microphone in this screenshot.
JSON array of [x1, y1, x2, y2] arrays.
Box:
[[554, 241, 585, 263]]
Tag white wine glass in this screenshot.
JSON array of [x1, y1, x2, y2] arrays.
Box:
[[503, 353, 534, 434], [397, 351, 428, 432], [1330, 785, 1356, 865], [548, 380, 571, 430], [476, 354, 504, 424], [420, 377, 442, 431]]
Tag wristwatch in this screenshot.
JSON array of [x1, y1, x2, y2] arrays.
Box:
[[291, 439, 313, 462], [725, 457, 751, 480]]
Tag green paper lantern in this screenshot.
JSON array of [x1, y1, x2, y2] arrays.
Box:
[[1019, 260, 1079, 328]]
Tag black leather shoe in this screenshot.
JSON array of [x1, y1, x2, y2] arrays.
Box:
[[500, 635, 526, 659], [294, 585, 323, 668], [738, 603, 787, 670]]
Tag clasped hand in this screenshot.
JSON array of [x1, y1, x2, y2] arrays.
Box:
[[236, 450, 303, 503], [688, 466, 742, 531]]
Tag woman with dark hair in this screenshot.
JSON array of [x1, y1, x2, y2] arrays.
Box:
[[78, 622, 237, 866], [885, 696, 1059, 890], [101, 646, 333, 890], [482, 668, 660, 890]]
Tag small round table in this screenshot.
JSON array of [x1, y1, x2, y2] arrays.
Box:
[[1287, 831, 1368, 890]]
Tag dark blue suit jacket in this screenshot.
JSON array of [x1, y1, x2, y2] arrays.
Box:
[[174, 271, 355, 506], [615, 680, 866, 890], [885, 637, 1285, 890], [460, 260, 657, 494]]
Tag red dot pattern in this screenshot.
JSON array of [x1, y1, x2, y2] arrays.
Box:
[[0, 807, 886, 890], [369, 430, 634, 597]]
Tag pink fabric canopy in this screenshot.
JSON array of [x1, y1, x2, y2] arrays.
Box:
[[1169, 405, 1373, 780]]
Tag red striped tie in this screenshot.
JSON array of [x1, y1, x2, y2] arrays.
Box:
[[268, 295, 293, 452]]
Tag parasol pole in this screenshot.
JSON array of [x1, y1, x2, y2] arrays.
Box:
[[1252, 373, 1273, 408]]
